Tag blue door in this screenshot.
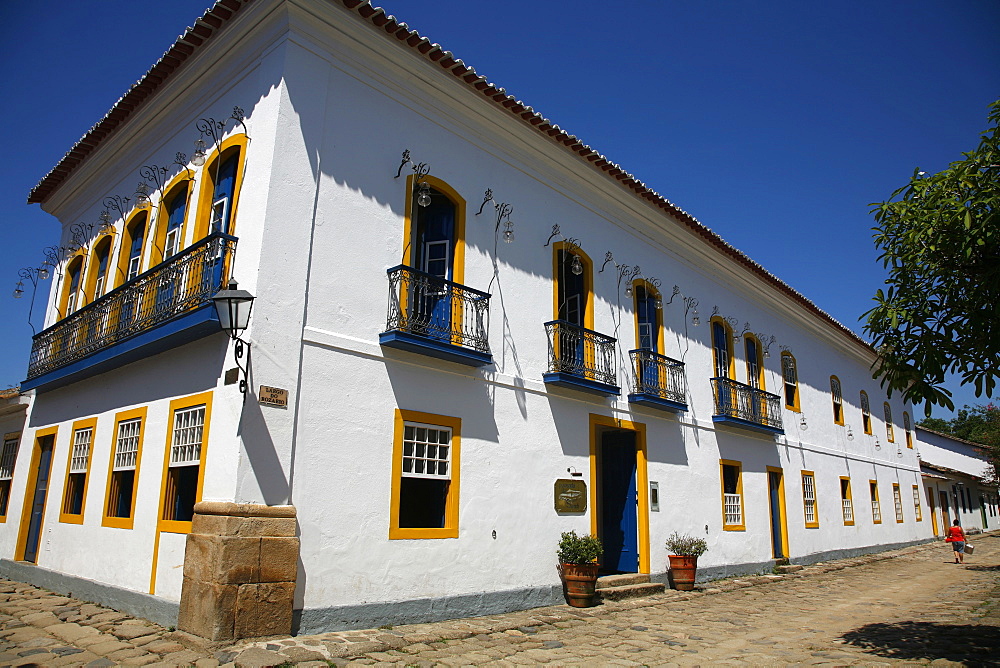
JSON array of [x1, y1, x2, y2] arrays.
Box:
[[557, 250, 586, 373], [413, 189, 455, 341], [768, 471, 785, 559], [600, 430, 638, 573], [23, 437, 54, 564], [636, 286, 659, 393]]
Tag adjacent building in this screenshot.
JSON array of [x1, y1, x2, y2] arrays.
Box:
[[917, 426, 998, 536], [1, 0, 946, 638]]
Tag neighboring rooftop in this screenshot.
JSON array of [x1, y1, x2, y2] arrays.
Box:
[[27, 0, 874, 356]]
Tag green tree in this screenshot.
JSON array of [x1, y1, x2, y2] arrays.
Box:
[[865, 99, 1000, 415], [919, 403, 1000, 486]]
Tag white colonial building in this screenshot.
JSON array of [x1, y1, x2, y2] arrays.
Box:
[[0, 0, 949, 638]]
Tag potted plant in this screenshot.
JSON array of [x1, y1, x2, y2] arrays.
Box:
[[665, 531, 708, 591], [557, 530, 603, 607]]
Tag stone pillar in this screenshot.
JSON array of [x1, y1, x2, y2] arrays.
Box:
[[178, 501, 298, 640]]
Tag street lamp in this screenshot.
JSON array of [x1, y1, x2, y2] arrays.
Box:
[[212, 279, 255, 397]]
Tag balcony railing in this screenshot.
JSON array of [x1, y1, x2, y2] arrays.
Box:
[[711, 377, 784, 434], [543, 320, 618, 395], [627, 348, 687, 412], [27, 233, 237, 380], [381, 265, 491, 366]]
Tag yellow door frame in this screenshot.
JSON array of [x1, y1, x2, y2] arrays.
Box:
[[766, 466, 790, 559]]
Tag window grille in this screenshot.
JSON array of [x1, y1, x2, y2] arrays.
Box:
[[802, 473, 816, 524], [842, 497, 854, 523], [893, 485, 904, 522], [724, 493, 743, 526], [402, 423, 451, 480], [70, 428, 92, 473], [860, 391, 871, 434], [913, 486, 922, 521], [113, 419, 141, 470], [169, 406, 205, 466], [0, 438, 18, 480]]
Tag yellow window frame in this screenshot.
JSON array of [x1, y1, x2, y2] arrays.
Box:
[[870, 479, 881, 524], [389, 409, 461, 540], [710, 317, 735, 380], [781, 351, 800, 412], [149, 174, 195, 267], [840, 476, 854, 526], [860, 390, 872, 434], [720, 459, 745, 531], [893, 483, 904, 523], [913, 484, 923, 521], [58, 417, 98, 525], [801, 470, 819, 529], [830, 375, 844, 425], [193, 134, 249, 242], [155, 391, 213, 535], [884, 403, 895, 442], [102, 407, 148, 530]]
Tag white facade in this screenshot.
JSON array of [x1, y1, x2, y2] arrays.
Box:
[[917, 426, 998, 537], [3, 0, 939, 631]]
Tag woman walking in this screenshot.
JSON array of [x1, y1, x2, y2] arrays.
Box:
[[945, 519, 967, 564]]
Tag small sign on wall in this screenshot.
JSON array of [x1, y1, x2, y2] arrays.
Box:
[[554, 479, 587, 513], [258, 385, 289, 408]]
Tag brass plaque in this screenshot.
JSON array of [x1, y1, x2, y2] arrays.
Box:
[[258, 385, 289, 408], [554, 479, 587, 513]]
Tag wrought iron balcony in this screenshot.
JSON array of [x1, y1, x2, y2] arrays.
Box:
[[711, 377, 784, 435], [379, 265, 492, 366], [543, 320, 618, 396], [24, 233, 237, 389], [627, 349, 687, 412]]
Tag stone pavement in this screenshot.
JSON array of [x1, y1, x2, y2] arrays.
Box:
[[2, 534, 999, 666]]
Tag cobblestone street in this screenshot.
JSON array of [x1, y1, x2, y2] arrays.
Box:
[[2, 534, 998, 666]]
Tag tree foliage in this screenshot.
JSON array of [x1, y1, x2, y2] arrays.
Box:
[[918, 403, 1000, 486], [865, 99, 1000, 415]]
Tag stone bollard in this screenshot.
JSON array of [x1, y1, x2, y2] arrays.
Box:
[[177, 501, 298, 640]]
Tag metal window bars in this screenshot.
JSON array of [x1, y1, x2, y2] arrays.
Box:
[[170, 406, 205, 466], [384, 265, 490, 354], [894, 487, 904, 522], [628, 349, 685, 404], [27, 233, 237, 380], [711, 377, 783, 430], [913, 487, 922, 520], [0, 439, 18, 480], [802, 474, 816, 524], [724, 493, 743, 526], [544, 320, 616, 387]]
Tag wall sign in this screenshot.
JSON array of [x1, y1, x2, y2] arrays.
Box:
[[258, 385, 289, 408], [554, 479, 587, 513]]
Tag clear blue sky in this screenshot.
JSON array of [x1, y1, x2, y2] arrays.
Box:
[[1, 1, 997, 419]]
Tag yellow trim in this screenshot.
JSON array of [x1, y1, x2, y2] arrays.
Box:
[[588, 414, 650, 574], [710, 317, 735, 379], [927, 486, 937, 534], [830, 375, 844, 425], [860, 391, 872, 435], [884, 403, 895, 442], [744, 334, 765, 390], [781, 351, 800, 412], [58, 418, 98, 525], [193, 134, 249, 242], [893, 483, 904, 523], [720, 459, 745, 531], [869, 479, 881, 524], [551, 241, 594, 328], [913, 484, 923, 522], [101, 407, 148, 530], [149, 175, 195, 266], [58, 256, 86, 319], [82, 233, 116, 303], [115, 210, 150, 287], [401, 174, 467, 287], [903, 411, 913, 448], [631, 279, 666, 354], [766, 466, 789, 559], [801, 469, 819, 529], [389, 409, 461, 539], [840, 476, 854, 526], [14, 426, 59, 561]]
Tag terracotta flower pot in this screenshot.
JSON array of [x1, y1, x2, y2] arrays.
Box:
[[559, 562, 600, 607], [668, 554, 698, 590]]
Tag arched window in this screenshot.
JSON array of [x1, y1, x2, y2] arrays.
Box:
[[633, 282, 661, 352], [781, 352, 799, 411], [884, 403, 895, 442], [86, 236, 113, 302], [62, 256, 84, 317], [830, 376, 844, 425], [209, 153, 238, 236], [744, 334, 764, 390], [711, 318, 734, 380], [860, 391, 872, 435], [118, 212, 148, 284], [152, 181, 190, 265], [553, 244, 592, 328], [194, 135, 247, 242], [903, 411, 912, 448]]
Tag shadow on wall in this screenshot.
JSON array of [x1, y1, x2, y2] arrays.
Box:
[[27, 336, 228, 427], [237, 378, 290, 505], [841, 621, 1000, 663]]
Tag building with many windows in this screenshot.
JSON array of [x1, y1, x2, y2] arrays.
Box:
[[1, 0, 939, 638]]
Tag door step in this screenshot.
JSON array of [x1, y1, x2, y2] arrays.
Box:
[[596, 573, 665, 601], [775, 564, 803, 574]]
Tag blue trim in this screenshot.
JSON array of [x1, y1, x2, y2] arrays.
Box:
[[543, 372, 620, 397], [379, 330, 492, 367], [628, 393, 688, 414], [22, 305, 223, 394], [712, 414, 785, 436]]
